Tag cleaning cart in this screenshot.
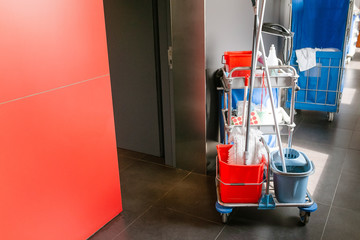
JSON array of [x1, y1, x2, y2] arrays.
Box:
[[215, 0, 317, 225], [286, 0, 354, 121]]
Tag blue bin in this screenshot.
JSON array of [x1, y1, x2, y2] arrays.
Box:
[[270, 148, 314, 203]]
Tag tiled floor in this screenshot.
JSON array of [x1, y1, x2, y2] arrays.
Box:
[[90, 52, 360, 239]]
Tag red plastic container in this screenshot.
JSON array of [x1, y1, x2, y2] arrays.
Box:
[[217, 144, 265, 203], [223, 51, 252, 78]]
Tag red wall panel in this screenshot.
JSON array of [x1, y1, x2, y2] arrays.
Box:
[[0, 0, 110, 102], [0, 1, 122, 239]]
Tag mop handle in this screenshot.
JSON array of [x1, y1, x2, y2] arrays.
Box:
[[245, 0, 266, 156], [259, 35, 287, 173], [242, 82, 248, 131]]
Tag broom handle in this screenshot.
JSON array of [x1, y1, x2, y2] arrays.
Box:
[[259, 35, 287, 172], [244, 0, 266, 159]]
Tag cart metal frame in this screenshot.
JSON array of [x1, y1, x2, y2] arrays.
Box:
[[215, 0, 318, 225], [215, 138, 317, 223]]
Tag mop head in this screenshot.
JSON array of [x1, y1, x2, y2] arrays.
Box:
[[228, 128, 267, 165]]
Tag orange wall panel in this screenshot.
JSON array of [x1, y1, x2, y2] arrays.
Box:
[[0, 1, 121, 239]]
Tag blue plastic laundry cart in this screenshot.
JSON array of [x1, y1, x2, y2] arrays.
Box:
[[286, 0, 353, 121]]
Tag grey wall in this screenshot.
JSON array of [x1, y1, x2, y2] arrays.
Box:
[[170, 0, 207, 173], [206, 0, 280, 71], [356, 0, 360, 8], [205, 0, 281, 172], [280, 0, 292, 28], [104, 0, 163, 157]]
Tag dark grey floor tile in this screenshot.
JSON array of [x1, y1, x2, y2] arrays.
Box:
[[338, 97, 360, 116], [343, 70, 360, 88], [118, 155, 138, 173], [342, 150, 360, 176], [118, 147, 165, 166], [289, 141, 346, 205], [120, 161, 189, 214], [292, 122, 352, 148], [216, 226, 266, 240], [356, 117, 360, 131], [155, 173, 220, 223], [329, 111, 359, 131], [293, 110, 305, 126], [343, 68, 359, 80], [221, 203, 329, 240], [113, 207, 223, 240], [296, 110, 333, 125], [118, 148, 146, 160], [89, 210, 138, 240], [349, 131, 360, 150], [333, 171, 360, 212], [293, 108, 359, 131], [140, 154, 165, 165], [322, 206, 360, 240]]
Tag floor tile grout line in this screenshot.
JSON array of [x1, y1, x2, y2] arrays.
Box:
[[110, 171, 192, 239], [330, 204, 360, 213], [214, 225, 226, 240], [135, 157, 172, 168], [154, 171, 193, 203], [0, 73, 109, 105], [121, 152, 176, 169], [320, 152, 345, 240], [118, 161, 135, 174], [167, 207, 222, 226], [117, 153, 146, 163], [314, 200, 331, 208], [111, 205, 153, 240]]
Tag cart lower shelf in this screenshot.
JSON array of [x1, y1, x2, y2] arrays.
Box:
[[215, 178, 318, 225]]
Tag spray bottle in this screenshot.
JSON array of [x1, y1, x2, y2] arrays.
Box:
[[267, 44, 278, 75]]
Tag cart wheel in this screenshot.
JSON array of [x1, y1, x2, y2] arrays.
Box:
[[299, 210, 310, 225], [327, 112, 334, 122], [221, 213, 230, 224]]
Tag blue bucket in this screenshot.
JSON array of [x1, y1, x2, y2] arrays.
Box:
[[270, 148, 314, 203]]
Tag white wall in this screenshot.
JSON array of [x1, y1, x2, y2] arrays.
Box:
[[206, 0, 281, 70]]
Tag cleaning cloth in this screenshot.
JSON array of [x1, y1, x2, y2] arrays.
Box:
[[295, 48, 317, 72]]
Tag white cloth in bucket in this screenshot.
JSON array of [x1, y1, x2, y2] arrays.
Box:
[[228, 128, 266, 165]]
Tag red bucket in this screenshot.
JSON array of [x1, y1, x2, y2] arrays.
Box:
[[223, 51, 252, 78], [217, 144, 265, 203]]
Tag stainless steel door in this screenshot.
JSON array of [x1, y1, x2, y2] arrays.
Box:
[[104, 0, 163, 157]]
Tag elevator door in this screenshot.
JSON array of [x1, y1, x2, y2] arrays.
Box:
[[104, 0, 164, 157]]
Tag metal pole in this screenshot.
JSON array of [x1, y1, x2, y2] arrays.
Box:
[[288, 77, 296, 148], [259, 35, 287, 173], [245, 0, 267, 160]]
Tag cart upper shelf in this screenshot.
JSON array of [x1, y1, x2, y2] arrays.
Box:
[[221, 65, 299, 90]]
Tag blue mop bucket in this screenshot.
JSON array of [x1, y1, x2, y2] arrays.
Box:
[[270, 148, 315, 203]]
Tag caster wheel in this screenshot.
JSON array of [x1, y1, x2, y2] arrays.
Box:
[[221, 213, 230, 224], [215, 202, 232, 224], [300, 210, 310, 225], [327, 112, 334, 122]]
